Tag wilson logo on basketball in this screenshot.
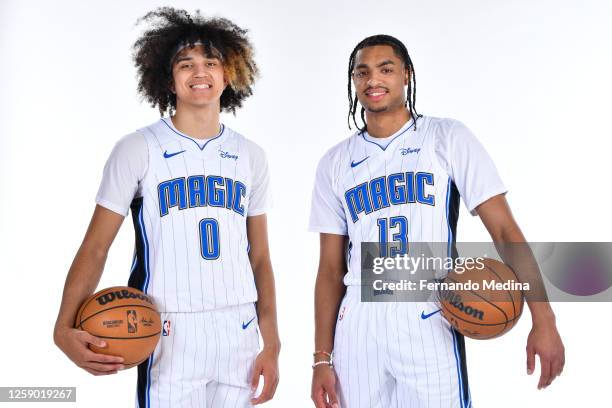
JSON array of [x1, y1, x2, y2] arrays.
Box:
[[95, 289, 155, 306], [439, 290, 485, 321]]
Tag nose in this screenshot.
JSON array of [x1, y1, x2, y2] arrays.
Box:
[[193, 64, 211, 78], [366, 76, 382, 87]]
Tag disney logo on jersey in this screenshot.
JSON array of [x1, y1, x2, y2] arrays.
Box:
[[219, 149, 239, 160], [400, 147, 421, 155]]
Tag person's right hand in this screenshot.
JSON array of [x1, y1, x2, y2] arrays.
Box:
[[54, 326, 124, 376], [311, 365, 340, 408]]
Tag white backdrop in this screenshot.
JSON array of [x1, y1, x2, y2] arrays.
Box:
[[1, 0, 611, 407]]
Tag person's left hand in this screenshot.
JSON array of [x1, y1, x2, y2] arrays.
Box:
[[526, 320, 565, 389], [250, 346, 280, 405]]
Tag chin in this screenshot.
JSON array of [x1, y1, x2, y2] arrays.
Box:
[[365, 105, 390, 113]]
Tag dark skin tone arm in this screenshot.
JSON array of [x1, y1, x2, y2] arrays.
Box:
[[311, 234, 347, 408], [53, 205, 126, 375], [476, 194, 565, 389]]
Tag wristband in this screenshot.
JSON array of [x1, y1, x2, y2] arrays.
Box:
[[312, 360, 334, 369]]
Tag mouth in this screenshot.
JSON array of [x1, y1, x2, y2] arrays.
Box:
[[365, 88, 388, 101], [190, 83, 212, 90]]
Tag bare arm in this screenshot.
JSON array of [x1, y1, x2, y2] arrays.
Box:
[[246, 214, 280, 404], [53, 205, 126, 375], [311, 233, 347, 408], [314, 234, 348, 354], [476, 194, 565, 389]]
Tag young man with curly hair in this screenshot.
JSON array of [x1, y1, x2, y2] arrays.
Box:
[[53, 7, 279, 407]]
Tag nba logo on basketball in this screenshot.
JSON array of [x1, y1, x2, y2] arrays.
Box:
[[163, 320, 171, 336], [127, 310, 138, 333]]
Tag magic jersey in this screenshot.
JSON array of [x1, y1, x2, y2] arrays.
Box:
[[309, 116, 507, 286], [96, 117, 270, 312]]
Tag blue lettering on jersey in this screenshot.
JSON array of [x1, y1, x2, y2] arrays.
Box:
[[345, 172, 435, 222], [158, 175, 246, 217]]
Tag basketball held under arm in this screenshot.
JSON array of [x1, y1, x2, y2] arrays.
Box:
[[476, 195, 565, 389], [53, 205, 126, 375]]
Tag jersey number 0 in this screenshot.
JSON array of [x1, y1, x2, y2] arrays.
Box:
[[199, 218, 220, 260]]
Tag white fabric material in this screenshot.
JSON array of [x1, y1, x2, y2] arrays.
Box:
[[95, 132, 148, 216], [308, 115, 507, 286], [96, 118, 271, 312], [333, 288, 470, 408], [433, 119, 507, 215], [136, 304, 259, 408]]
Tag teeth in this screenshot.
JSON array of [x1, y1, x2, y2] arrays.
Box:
[[369, 92, 385, 96], [191, 84, 211, 89]]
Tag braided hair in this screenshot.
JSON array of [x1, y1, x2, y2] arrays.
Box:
[[347, 34, 421, 132]]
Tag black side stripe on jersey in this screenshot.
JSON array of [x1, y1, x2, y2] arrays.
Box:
[[129, 197, 153, 408], [446, 177, 470, 406], [128, 197, 150, 292], [452, 328, 472, 407], [136, 353, 154, 408], [446, 178, 460, 258]]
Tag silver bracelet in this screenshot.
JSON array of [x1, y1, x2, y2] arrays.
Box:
[[312, 360, 334, 369]]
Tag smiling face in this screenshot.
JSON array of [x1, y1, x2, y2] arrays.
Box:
[[352, 45, 409, 114], [171, 44, 227, 111]]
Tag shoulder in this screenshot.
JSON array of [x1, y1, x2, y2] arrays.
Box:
[[420, 116, 466, 135], [224, 126, 266, 156], [110, 130, 148, 156]]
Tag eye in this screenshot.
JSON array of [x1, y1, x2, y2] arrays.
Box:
[[180, 63, 193, 69], [382, 68, 393, 74], [207, 61, 218, 67], [354, 71, 367, 78]]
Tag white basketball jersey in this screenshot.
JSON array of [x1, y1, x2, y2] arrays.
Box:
[[96, 118, 270, 312], [309, 116, 506, 286]]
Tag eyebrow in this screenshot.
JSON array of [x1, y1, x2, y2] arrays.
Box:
[[354, 60, 396, 70], [175, 56, 193, 63], [174, 55, 221, 65]]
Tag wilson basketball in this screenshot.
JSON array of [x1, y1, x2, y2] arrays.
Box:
[[75, 286, 161, 369], [439, 258, 524, 340]]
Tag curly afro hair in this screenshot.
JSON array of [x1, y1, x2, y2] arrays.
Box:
[[133, 7, 259, 115]]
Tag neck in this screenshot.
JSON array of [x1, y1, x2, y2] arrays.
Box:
[[364, 107, 411, 138], [172, 103, 221, 139]]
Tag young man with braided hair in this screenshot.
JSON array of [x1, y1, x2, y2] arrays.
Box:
[[309, 34, 564, 407], [54, 7, 279, 407]]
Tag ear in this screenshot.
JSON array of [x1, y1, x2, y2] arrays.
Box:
[[169, 80, 176, 94], [404, 67, 410, 85]]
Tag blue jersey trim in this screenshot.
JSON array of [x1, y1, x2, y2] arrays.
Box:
[[161, 118, 225, 151], [451, 329, 467, 408], [145, 352, 153, 408], [137, 204, 151, 293], [359, 119, 416, 151], [445, 177, 453, 260]]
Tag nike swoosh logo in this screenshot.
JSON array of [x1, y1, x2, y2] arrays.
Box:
[[350, 156, 369, 168], [242, 316, 256, 330], [163, 150, 186, 159], [420, 309, 442, 320]]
